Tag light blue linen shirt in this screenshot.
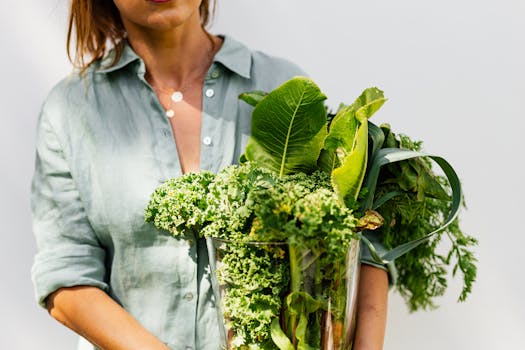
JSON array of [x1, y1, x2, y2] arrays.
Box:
[[31, 34, 389, 350], [31, 35, 309, 350]]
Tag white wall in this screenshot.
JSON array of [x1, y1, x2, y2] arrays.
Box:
[[1, 0, 523, 349]]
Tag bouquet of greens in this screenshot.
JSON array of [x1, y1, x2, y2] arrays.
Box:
[[144, 77, 477, 349]]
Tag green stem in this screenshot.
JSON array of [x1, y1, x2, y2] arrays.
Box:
[[289, 245, 301, 292], [287, 244, 301, 347]]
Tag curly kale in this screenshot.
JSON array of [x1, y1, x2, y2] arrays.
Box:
[[217, 242, 289, 348], [206, 163, 357, 348], [145, 162, 359, 348], [144, 171, 215, 237]]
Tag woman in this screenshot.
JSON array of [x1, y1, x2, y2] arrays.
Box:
[[31, 1, 389, 349]]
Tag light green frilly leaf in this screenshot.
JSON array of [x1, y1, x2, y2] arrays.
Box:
[[319, 88, 386, 206], [331, 120, 369, 204]]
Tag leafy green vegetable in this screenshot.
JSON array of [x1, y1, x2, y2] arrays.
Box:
[[243, 77, 328, 176], [145, 161, 357, 348], [143, 171, 215, 237], [320, 88, 385, 207], [367, 127, 478, 311], [144, 76, 477, 349]]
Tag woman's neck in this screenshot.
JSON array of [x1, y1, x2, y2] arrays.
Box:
[[123, 12, 220, 87]]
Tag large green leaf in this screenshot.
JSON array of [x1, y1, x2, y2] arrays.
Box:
[[316, 148, 339, 174], [323, 106, 360, 162], [331, 120, 369, 204], [321, 88, 387, 205], [244, 77, 327, 176], [322, 87, 386, 167]]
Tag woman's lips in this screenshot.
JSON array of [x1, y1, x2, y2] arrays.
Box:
[[149, 0, 171, 3]]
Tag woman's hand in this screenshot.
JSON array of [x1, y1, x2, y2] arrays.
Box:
[[353, 264, 389, 350], [47, 286, 170, 350]]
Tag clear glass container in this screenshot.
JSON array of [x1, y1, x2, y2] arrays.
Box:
[[207, 237, 361, 350]]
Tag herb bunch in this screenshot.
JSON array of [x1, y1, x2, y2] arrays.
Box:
[[371, 124, 478, 311]]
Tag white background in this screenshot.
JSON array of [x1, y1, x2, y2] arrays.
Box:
[[1, 0, 524, 349]]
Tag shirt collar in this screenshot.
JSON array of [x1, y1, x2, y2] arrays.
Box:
[[95, 34, 252, 79], [95, 42, 142, 74], [212, 35, 252, 79]]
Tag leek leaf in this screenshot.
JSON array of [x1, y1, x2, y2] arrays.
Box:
[[361, 148, 462, 263]]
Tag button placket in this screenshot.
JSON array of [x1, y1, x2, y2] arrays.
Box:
[[200, 73, 221, 171]]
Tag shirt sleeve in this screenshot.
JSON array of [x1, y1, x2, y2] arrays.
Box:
[[359, 230, 398, 286], [30, 100, 108, 308]]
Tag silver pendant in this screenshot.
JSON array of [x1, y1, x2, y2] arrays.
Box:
[[171, 91, 183, 103]]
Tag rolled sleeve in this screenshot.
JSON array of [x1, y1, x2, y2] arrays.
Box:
[[360, 230, 398, 286], [30, 103, 108, 308]]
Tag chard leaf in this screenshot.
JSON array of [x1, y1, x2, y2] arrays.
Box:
[[351, 87, 386, 116], [323, 106, 359, 161], [316, 149, 339, 173], [320, 88, 386, 206], [244, 77, 328, 176], [331, 120, 369, 204], [355, 96, 387, 122]]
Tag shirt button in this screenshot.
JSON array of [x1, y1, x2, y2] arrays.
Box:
[[202, 136, 212, 146], [184, 292, 194, 301], [185, 347, 193, 350], [211, 70, 220, 79], [205, 88, 215, 98], [165, 109, 175, 118]]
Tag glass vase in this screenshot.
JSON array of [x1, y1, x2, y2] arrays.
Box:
[[207, 237, 361, 350]]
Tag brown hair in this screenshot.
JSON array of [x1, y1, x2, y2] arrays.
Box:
[[67, 0, 215, 73]]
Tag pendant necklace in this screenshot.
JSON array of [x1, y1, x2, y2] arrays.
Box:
[[152, 44, 215, 119]]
